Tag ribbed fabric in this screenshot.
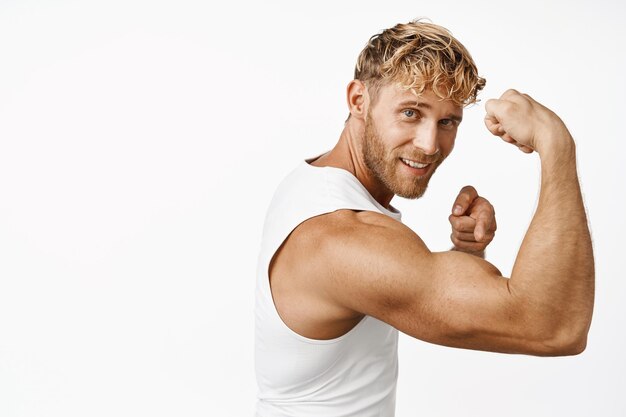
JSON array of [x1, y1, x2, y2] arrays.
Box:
[[254, 156, 402, 417]]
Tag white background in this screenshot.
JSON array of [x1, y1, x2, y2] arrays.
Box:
[[0, 0, 624, 416]]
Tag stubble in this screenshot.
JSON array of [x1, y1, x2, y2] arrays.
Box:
[[361, 114, 443, 199]]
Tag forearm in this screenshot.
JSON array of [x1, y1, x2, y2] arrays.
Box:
[[509, 136, 595, 348]]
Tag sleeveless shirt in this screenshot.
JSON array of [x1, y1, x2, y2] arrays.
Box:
[[254, 155, 403, 417]]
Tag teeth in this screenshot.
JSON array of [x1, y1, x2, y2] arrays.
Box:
[[401, 158, 429, 169]]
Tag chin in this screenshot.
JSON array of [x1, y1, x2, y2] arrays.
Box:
[[395, 186, 428, 200], [391, 174, 433, 200]]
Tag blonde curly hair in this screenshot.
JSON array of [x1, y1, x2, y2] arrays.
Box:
[[355, 19, 486, 107]]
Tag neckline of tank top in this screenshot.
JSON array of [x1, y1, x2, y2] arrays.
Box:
[[301, 159, 402, 221]]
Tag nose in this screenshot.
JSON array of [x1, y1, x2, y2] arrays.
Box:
[[412, 123, 439, 156]]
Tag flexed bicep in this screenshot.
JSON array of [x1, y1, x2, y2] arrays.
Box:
[[310, 210, 563, 356]]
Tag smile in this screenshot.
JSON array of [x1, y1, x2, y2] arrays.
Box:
[[400, 158, 430, 169]]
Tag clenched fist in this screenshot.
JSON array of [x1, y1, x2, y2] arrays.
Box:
[[449, 185, 497, 255], [484, 89, 572, 155]]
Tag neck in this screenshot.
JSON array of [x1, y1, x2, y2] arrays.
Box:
[[310, 119, 395, 208]]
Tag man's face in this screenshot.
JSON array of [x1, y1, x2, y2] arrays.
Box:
[[362, 84, 463, 199]]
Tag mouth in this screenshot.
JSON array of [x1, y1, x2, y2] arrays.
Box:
[[400, 157, 431, 169]]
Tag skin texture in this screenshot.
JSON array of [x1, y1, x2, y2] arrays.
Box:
[[269, 82, 594, 355]]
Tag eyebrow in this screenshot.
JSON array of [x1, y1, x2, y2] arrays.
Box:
[[397, 100, 463, 122]]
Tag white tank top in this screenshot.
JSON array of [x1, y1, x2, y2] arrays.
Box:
[[254, 155, 403, 417]]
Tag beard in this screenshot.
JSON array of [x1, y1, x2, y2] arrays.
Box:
[[362, 113, 444, 200]]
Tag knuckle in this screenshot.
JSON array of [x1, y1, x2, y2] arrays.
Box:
[[461, 185, 476, 194], [502, 88, 520, 98]]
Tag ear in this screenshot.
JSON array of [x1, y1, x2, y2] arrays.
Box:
[[346, 79, 369, 120]]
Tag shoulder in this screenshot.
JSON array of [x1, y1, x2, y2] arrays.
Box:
[[268, 209, 426, 336], [284, 209, 432, 310], [284, 209, 428, 274], [295, 209, 418, 248], [272, 208, 429, 287]]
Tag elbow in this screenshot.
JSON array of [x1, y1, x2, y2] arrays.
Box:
[[514, 299, 593, 357], [569, 336, 588, 355], [542, 335, 587, 357], [533, 328, 589, 357]]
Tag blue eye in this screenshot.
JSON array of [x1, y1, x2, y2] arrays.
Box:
[[403, 109, 416, 118], [440, 119, 456, 127]]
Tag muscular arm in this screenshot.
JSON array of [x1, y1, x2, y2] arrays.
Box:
[[506, 127, 593, 352], [297, 91, 594, 356], [310, 212, 521, 353], [484, 90, 594, 352]]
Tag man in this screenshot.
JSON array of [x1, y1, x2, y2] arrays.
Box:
[[254, 20, 594, 417]]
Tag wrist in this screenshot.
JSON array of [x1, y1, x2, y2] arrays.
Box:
[[536, 131, 576, 167], [451, 246, 486, 259], [535, 124, 575, 159]]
